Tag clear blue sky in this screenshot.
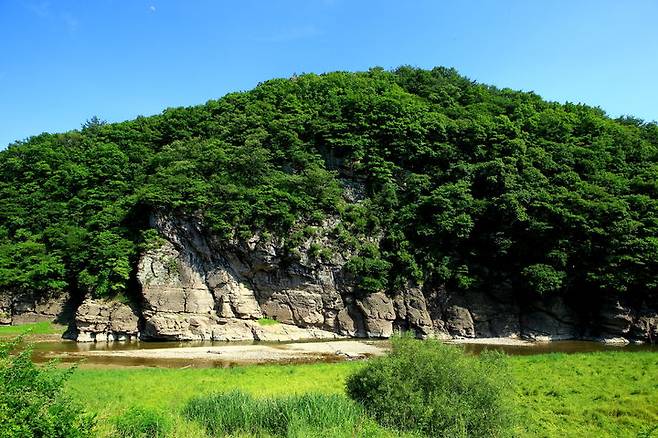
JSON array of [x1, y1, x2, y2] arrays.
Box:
[[1, 0, 657, 149]]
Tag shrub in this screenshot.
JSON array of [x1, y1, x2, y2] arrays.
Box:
[[521, 264, 566, 295], [182, 390, 382, 437], [113, 406, 172, 438], [346, 336, 516, 437], [0, 336, 95, 437]]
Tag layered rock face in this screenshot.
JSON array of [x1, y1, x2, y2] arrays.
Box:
[[70, 213, 649, 344], [74, 299, 140, 342], [2, 217, 649, 344], [66, 213, 657, 344], [0, 291, 69, 326], [597, 298, 658, 344], [132, 213, 432, 341]]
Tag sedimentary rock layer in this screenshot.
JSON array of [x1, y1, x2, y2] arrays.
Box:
[[73, 213, 656, 344]]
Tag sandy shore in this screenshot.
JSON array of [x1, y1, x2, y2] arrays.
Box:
[[72, 340, 389, 364]]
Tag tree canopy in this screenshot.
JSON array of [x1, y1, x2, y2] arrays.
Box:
[[1, 67, 656, 308]]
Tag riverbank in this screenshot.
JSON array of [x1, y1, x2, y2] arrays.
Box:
[[71, 339, 387, 365], [27, 334, 656, 369], [64, 351, 658, 437]]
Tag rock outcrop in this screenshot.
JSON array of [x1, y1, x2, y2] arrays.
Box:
[[66, 213, 657, 344], [520, 297, 579, 341], [0, 294, 11, 325], [0, 291, 69, 326], [74, 299, 140, 342], [596, 299, 658, 344], [129, 213, 423, 342]]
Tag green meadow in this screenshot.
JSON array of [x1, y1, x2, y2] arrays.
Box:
[[0, 321, 65, 336], [64, 351, 658, 437]]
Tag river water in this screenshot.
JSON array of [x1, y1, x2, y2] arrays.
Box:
[[27, 338, 658, 369]]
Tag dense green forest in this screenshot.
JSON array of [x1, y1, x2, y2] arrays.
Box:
[[1, 67, 657, 308]]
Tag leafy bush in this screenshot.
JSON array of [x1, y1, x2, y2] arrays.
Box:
[[0, 336, 95, 437], [112, 406, 171, 438], [346, 336, 516, 437], [521, 263, 566, 295], [182, 390, 384, 437]]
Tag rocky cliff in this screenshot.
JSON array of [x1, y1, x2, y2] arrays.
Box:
[[3, 213, 654, 344], [130, 212, 430, 342], [67, 213, 657, 344]]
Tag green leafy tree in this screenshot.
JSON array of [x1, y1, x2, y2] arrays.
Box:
[[0, 66, 655, 316]]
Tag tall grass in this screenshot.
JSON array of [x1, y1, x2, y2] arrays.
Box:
[[113, 406, 172, 438], [256, 317, 279, 326], [183, 391, 387, 437]]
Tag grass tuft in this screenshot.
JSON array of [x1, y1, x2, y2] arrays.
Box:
[[257, 317, 280, 326]]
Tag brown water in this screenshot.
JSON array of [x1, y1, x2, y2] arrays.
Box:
[[31, 339, 272, 369], [459, 340, 658, 356], [28, 338, 658, 369]]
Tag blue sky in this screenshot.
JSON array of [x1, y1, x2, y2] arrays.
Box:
[[1, 0, 657, 148]]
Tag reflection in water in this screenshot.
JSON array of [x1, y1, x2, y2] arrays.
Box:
[[29, 338, 657, 369]]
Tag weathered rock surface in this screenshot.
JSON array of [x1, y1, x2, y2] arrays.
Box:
[[632, 314, 658, 343], [597, 299, 658, 344], [125, 212, 416, 342], [75, 299, 140, 342], [0, 294, 11, 325], [357, 292, 396, 337], [443, 305, 476, 337], [392, 286, 434, 337], [65, 213, 657, 344], [521, 297, 579, 341], [0, 291, 69, 326]]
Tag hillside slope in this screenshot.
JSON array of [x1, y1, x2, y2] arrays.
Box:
[[1, 67, 656, 342]]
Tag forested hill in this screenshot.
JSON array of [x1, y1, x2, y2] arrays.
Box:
[[1, 67, 657, 309]]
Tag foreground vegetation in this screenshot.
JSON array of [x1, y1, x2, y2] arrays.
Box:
[[347, 338, 514, 436], [2, 332, 656, 437], [183, 391, 393, 438], [0, 337, 93, 437], [2, 67, 657, 314], [59, 348, 658, 437]]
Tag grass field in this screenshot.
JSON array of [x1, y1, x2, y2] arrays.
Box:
[[0, 321, 65, 336], [64, 351, 658, 437]]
